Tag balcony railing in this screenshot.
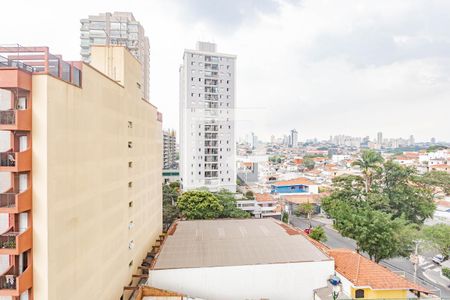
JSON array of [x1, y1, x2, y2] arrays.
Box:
[[0, 264, 32, 296], [0, 149, 31, 172], [0, 189, 32, 214], [0, 109, 31, 131], [0, 227, 32, 255]]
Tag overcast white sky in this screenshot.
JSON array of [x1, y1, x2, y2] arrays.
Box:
[[2, 0, 450, 142]]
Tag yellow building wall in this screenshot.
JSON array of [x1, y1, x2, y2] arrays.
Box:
[[351, 287, 408, 299], [32, 47, 162, 300]]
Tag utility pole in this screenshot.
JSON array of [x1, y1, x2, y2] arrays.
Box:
[[412, 240, 420, 283]]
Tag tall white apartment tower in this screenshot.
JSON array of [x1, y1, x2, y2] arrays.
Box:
[[179, 42, 236, 192], [80, 12, 150, 100]]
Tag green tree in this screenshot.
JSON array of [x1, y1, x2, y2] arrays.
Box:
[[177, 190, 224, 220], [309, 226, 327, 242], [351, 149, 384, 193], [163, 183, 180, 227], [245, 190, 254, 199], [303, 157, 315, 170], [295, 203, 315, 225], [419, 171, 450, 195], [381, 161, 435, 224], [215, 189, 250, 218], [422, 224, 450, 259], [163, 203, 179, 229], [282, 212, 289, 223]]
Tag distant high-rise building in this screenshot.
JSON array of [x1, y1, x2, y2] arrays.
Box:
[[163, 129, 177, 169], [289, 129, 298, 147], [80, 12, 150, 100], [409, 135, 415, 146], [251, 132, 258, 150], [431, 137, 436, 144], [270, 135, 275, 144], [377, 132, 383, 145], [179, 41, 236, 192]]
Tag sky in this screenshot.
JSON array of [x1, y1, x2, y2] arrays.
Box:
[[2, 0, 450, 142]]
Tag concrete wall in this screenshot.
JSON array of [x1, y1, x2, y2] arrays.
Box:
[[149, 260, 334, 300], [32, 47, 162, 300]]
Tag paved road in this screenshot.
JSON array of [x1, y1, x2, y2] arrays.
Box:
[[289, 215, 450, 298]]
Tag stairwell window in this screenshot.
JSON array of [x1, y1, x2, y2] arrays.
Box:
[[128, 141, 133, 148], [355, 289, 364, 298]]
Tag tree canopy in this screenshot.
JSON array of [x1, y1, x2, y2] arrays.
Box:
[[177, 190, 224, 220], [322, 150, 437, 262], [177, 189, 250, 220], [309, 226, 327, 242], [421, 224, 450, 259]]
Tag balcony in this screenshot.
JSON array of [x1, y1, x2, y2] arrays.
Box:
[[0, 65, 32, 90], [0, 265, 32, 296], [0, 149, 31, 172], [0, 227, 32, 255], [0, 188, 32, 214], [0, 109, 31, 131]]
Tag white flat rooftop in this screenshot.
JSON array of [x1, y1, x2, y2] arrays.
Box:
[[153, 218, 330, 270]]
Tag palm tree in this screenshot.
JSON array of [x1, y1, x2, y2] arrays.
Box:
[[351, 150, 384, 193]]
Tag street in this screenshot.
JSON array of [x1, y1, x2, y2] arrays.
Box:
[[289, 215, 450, 298]]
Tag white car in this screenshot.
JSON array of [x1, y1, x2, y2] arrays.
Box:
[[432, 254, 445, 265]]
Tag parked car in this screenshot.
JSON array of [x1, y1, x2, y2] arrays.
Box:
[[432, 254, 445, 265]]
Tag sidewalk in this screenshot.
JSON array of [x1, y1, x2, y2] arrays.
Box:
[[423, 267, 450, 289]]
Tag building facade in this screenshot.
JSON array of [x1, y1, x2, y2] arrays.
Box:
[[179, 42, 236, 192], [0, 45, 162, 300], [80, 12, 150, 100], [163, 129, 177, 170]]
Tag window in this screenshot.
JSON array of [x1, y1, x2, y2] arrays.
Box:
[[128, 141, 133, 148], [128, 182, 133, 188], [128, 201, 133, 208], [136, 82, 141, 89], [129, 260, 133, 267], [128, 121, 133, 128], [355, 290, 364, 298], [128, 161, 133, 168]]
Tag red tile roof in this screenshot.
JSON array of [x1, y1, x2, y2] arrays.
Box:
[[328, 249, 429, 293], [282, 194, 324, 204], [273, 177, 315, 186], [255, 193, 275, 202]]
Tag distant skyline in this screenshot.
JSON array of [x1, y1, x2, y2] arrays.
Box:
[[2, 0, 450, 141], [240, 131, 447, 144]]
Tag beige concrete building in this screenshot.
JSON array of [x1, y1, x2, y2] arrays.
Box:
[[0, 45, 162, 300]]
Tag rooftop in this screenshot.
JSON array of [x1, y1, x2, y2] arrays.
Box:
[[254, 193, 275, 202], [153, 218, 331, 270], [0, 45, 82, 87], [328, 249, 428, 293], [272, 177, 315, 186]]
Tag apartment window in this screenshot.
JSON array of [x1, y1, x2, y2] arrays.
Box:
[[136, 82, 141, 89], [191, 93, 194, 97], [128, 121, 133, 128], [128, 182, 133, 188], [128, 201, 133, 208], [129, 260, 133, 267], [128, 221, 134, 230], [128, 141, 133, 148], [128, 161, 133, 168], [128, 240, 135, 250], [191, 77, 194, 81]]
